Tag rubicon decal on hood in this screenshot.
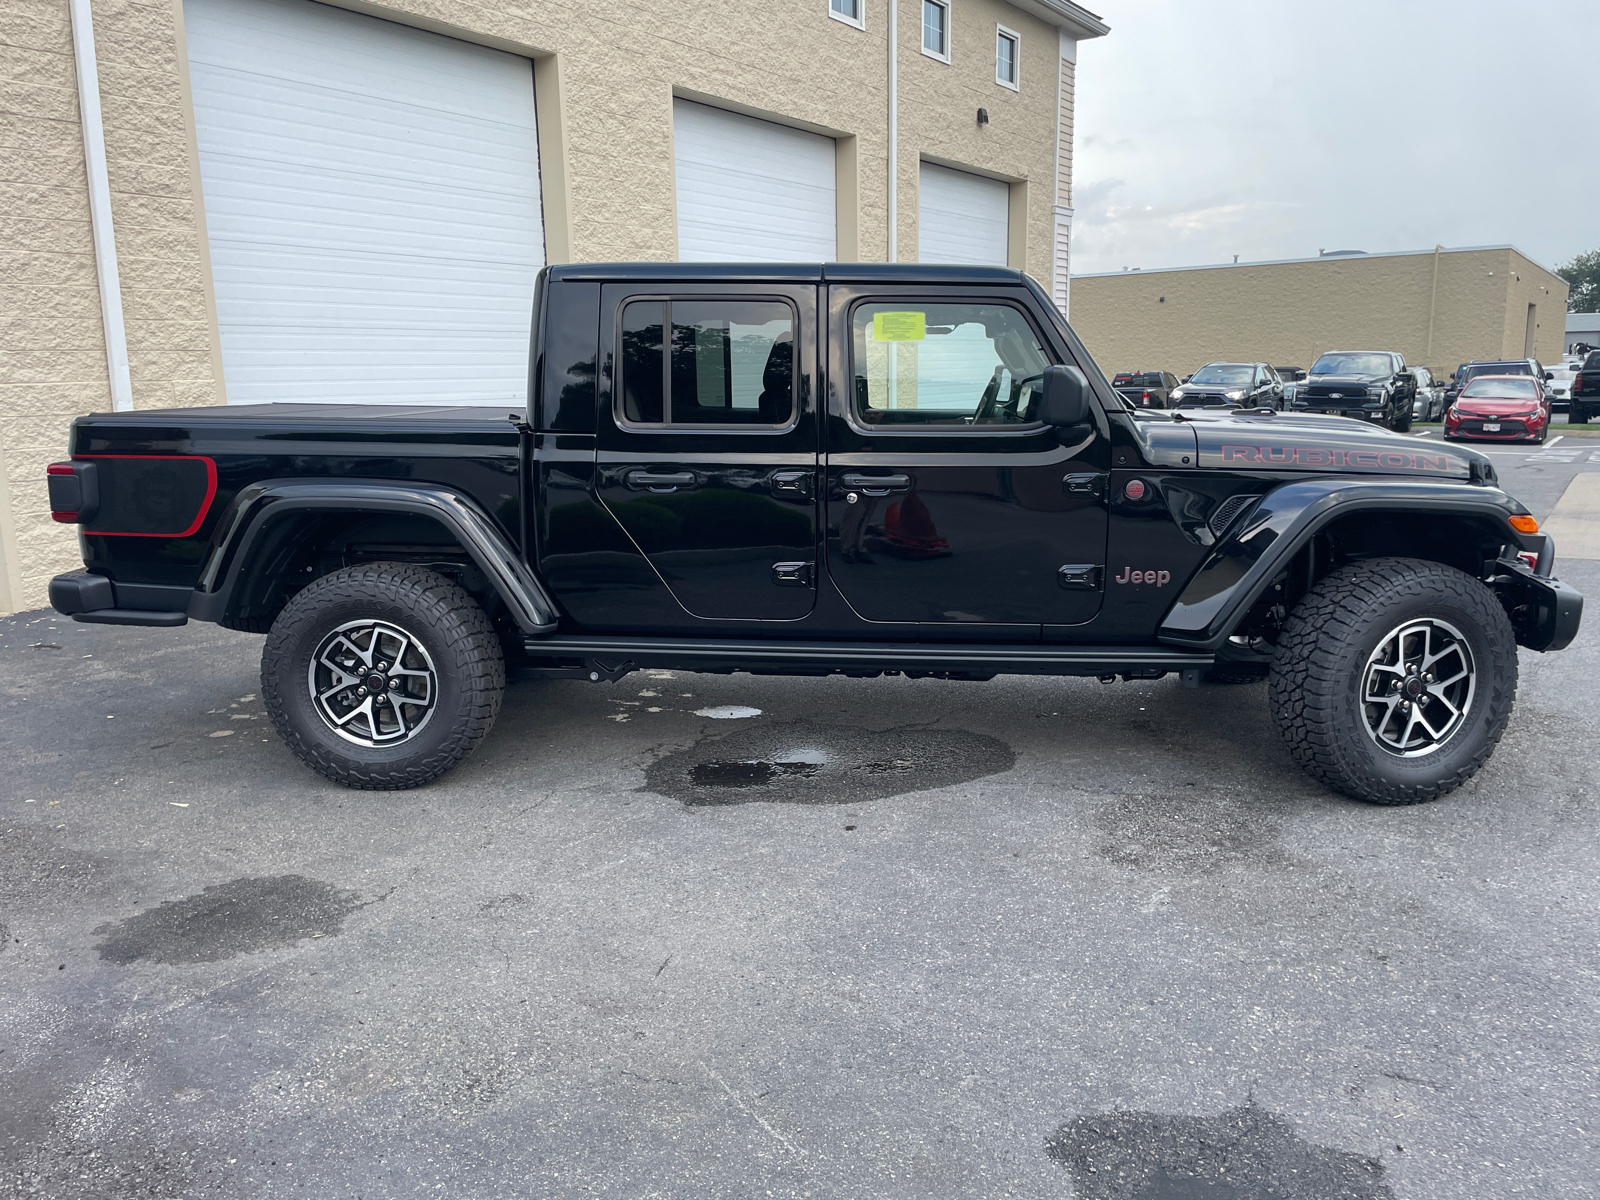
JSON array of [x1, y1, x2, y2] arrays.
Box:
[[1219, 445, 1455, 473]]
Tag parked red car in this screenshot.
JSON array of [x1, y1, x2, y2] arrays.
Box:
[[1443, 374, 1550, 443]]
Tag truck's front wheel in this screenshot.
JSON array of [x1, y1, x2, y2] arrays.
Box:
[[262, 563, 505, 789], [1269, 557, 1516, 804]]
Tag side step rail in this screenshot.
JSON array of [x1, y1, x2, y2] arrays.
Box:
[[520, 635, 1215, 684]]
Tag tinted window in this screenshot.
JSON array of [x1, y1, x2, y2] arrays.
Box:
[[1462, 377, 1539, 399], [620, 299, 795, 427], [851, 302, 1051, 426]]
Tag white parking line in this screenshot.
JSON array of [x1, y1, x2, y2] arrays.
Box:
[[1547, 435, 1565, 447]]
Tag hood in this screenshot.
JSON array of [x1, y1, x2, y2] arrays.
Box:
[[1306, 372, 1388, 385], [1454, 397, 1543, 416], [1154, 409, 1490, 481]]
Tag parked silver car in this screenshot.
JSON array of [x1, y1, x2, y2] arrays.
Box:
[[1411, 365, 1445, 422]]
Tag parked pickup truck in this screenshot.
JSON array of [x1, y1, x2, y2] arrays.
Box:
[[47, 264, 1581, 805], [1291, 350, 1416, 431], [1566, 351, 1600, 424]]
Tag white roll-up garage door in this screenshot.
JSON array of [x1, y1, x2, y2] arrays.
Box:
[[673, 100, 836, 262], [918, 162, 1010, 266], [184, 0, 543, 405]]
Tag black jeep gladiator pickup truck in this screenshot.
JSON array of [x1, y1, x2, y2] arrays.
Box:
[[46, 264, 1581, 805]]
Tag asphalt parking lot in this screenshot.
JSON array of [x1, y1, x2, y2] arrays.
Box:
[[4, 446, 1599, 1200]]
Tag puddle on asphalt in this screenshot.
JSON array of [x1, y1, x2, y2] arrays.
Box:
[[1047, 1102, 1393, 1199], [646, 720, 1014, 807], [1093, 793, 1300, 877], [94, 875, 368, 965]]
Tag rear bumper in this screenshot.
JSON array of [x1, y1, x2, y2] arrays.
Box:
[[49, 572, 190, 627]]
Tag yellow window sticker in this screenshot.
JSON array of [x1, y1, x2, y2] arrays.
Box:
[[872, 311, 926, 341]]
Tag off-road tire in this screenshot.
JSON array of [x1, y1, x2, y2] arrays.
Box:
[[1269, 557, 1517, 805], [1391, 407, 1413, 433], [1569, 407, 1588, 425], [262, 563, 504, 789]]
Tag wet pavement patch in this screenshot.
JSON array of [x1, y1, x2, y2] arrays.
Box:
[[1093, 793, 1299, 876], [645, 720, 1014, 807], [94, 874, 366, 965], [1046, 1102, 1393, 1199]]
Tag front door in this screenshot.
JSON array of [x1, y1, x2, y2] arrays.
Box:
[[824, 288, 1111, 635], [595, 283, 820, 621]]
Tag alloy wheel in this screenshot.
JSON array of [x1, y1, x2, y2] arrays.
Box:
[[1360, 617, 1476, 757], [308, 619, 438, 746]]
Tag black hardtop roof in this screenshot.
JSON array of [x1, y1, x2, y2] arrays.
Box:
[[545, 262, 1029, 285]]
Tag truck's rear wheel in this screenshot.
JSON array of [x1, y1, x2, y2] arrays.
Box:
[[262, 563, 504, 789], [1269, 557, 1516, 804]]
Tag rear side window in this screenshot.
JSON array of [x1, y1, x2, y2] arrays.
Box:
[[850, 301, 1052, 426], [619, 299, 795, 428]]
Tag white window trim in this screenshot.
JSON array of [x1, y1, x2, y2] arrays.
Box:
[[828, 0, 865, 31], [995, 24, 1020, 90], [921, 0, 951, 64]]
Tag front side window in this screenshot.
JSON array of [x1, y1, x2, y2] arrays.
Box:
[[851, 301, 1051, 426], [996, 27, 1019, 87], [922, 0, 949, 59], [620, 299, 795, 428], [829, 0, 863, 27]]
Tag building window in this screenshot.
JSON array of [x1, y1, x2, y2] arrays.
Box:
[[922, 0, 950, 62], [829, 0, 864, 29], [995, 25, 1019, 89]]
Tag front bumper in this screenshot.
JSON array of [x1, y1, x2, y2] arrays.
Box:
[[1446, 414, 1544, 440], [1493, 549, 1582, 652]]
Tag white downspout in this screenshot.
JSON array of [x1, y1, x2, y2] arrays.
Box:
[[886, 0, 898, 262], [69, 0, 133, 413]]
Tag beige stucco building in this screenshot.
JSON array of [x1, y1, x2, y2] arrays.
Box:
[[0, 0, 1107, 614], [1070, 245, 1570, 382]]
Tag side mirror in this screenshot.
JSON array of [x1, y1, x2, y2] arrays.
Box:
[[1544, 371, 1554, 381], [1039, 364, 1091, 427]]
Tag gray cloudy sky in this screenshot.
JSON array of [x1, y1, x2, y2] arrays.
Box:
[[1069, 0, 1599, 278]]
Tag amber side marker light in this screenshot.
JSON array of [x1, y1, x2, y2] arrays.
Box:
[[1509, 514, 1539, 534]]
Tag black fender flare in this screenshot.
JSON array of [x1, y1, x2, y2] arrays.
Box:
[[1156, 477, 1553, 651], [189, 479, 560, 634]]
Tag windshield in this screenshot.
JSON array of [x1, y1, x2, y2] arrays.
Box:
[[1586, 352, 1600, 370], [1311, 353, 1393, 377], [1466, 362, 1532, 381], [1189, 365, 1253, 385], [1462, 377, 1538, 399]]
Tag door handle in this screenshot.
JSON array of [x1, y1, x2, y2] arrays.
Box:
[[625, 469, 697, 493], [840, 472, 911, 496], [770, 469, 813, 500]]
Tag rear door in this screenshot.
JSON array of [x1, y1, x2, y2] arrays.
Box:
[[823, 285, 1110, 636], [595, 283, 820, 621]]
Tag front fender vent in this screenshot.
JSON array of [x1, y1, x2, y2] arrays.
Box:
[[1210, 493, 1257, 537]]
